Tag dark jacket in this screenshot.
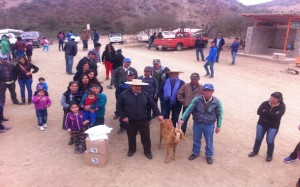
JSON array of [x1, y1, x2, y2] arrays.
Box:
[[230, 41, 240, 52], [138, 76, 158, 96], [60, 90, 83, 109], [257, 101, 286, 129], [213, 37, 225, 49], [76, 56, 97, 75], [101, 51, 116, 62], [64, 40, 78, 56], [92, 31, 99, 42], [0, 63, 17, 82], [152, 66, 170, 88], [15, 63, 39, 79], [112, 66, 138, 87], [159, 78, 185, 104], [181, 95, 223, 127], [194, 38, 205, 48], [14, 40, 26, 51], [117, 90, 161, 122], [111, 54, 124, 70]]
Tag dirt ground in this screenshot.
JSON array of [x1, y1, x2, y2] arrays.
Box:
[[1, 37, 300, 187]]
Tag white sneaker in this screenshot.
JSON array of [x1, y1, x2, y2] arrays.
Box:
[[43, 124, 47, 128], [39, 126, 45, 131]]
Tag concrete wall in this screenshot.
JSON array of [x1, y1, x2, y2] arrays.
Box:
[[245, 26, 300, 58]]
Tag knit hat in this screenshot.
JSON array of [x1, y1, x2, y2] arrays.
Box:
[[144, 66, 153, 72]]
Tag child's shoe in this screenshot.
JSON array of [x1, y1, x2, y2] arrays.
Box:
[[43, 124, 47, 128], [77, 148, 86, 154], [68, 137, 74, 145], [39, 126, 45, 131], [74, 147, 80, 154]]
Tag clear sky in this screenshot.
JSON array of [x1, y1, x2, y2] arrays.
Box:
[[238, 0, 273, 5]]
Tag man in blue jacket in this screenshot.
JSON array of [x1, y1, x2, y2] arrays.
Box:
[[63, 36, 78, 75], [178, 84, 223, 164], [203, 42, 217, 78]]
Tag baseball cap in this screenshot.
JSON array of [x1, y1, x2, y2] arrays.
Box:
[[203, 84, 214, 91], [126, 70, 135, 76], [144, 66, 153, 72], [153, 59, 161, 64], [190, 73, 200, 79], [70, 36, 76, 40], [1, 55, 8, 60], [124, 58, 131, 63]]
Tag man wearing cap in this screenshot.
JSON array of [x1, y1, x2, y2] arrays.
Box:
[[138, 66, 158, 121], [159, 69, 185, 127], [152, 59, 170, 106], [112, 58, 138, 119], [0, 55, 20, 106], [204, 41, 217, 78], [117, 79, 164, 159], [177, 73, 203, 134], [76, 50, 97, 76], [115, 70, 135, 134], [178, 84, 223, 164], [64, 36, 78, 75]]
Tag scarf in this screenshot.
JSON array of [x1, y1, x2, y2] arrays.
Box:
[[164, 78, 180, 104]]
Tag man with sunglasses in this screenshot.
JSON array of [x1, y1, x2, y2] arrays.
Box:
[[178, 83, 223, 165]]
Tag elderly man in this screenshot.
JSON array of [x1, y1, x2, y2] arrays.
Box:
[[117, 79, 164, 159], [159, 69, 185, 127], [152, 59, 170, 106], [112, 58, 138, 119], [64, 36, 78, 75], [76, 50, 98, 76], [178, 84, 223, 165], [177, 73, 203, 134], [0, 55, 20, 105]]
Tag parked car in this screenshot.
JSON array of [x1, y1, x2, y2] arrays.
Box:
[[109, 33, 123, 44], [153, 32, 198, 51], [0, 33, 17, 44], [157, 31, 176, 39], [20, 31, 43, 48]]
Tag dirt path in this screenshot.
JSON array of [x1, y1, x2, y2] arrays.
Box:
[[1, 39, 299, 187]]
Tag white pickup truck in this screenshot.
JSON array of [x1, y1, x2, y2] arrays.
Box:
[[0, 33, 17, 44]]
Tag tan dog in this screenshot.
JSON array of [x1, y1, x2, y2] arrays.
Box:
[[159, 119, 185, 163]]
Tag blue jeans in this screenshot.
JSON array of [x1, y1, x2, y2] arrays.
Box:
[[36, 109, 48, 126], [148, 40, 153, 50], [43, 45, 49, 51], [58, 41, 64, 51], [65, 55, 74, 73], [204, 61, 215, 76], [82, 40, 88, 49], [231, 51, 237, 64], [17, 51, 25, 59], [18, 78, 33, 100], [192, 122, 215, 157], [160, 99, 182, 127], [83, 110, 96, 125], [253, 124, 279, 156], [195, 48, 204, 61]]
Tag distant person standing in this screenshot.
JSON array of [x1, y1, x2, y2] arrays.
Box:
[[230, 38, 240, 65], [0, 35, 10, 58], [204, 41, 217, 78], [25, 40, 33, 63], [63, 36, 78, 75], [14, 36, 26, 58], [213, 33, 225, 63], [57, 31, 65, 51], [42, 37, 49, 52], [92, 30, 100, 46], [101, 44, 116, 81], [194, 36, 205, 61], [80, 30, 90, 51], [148, 33, 156, 50], [66, 31, 75, 42]]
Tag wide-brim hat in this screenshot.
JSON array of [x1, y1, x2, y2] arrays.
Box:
[[167, 69, 184, 73], [125, 79, 149, 86]]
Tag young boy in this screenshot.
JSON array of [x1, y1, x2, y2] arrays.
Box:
[[36, 77, 48, 91]]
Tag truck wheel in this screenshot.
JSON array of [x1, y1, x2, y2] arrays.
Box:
[[176, 44, 182, 51]]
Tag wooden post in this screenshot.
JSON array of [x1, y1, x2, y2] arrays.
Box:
[[283, 18, 291, 54]]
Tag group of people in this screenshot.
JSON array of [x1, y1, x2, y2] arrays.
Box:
[[1, 30, 299, 168]]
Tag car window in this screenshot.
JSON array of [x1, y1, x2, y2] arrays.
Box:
[[110, 33, 122, 37]]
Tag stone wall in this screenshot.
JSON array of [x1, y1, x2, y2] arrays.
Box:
[[245, 26, 300, 58]]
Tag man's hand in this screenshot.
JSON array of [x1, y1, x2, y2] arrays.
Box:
[[157, 115, 164, 122], [177, 120, 184, 126], [122, 117, 129, 124], [215, 127, 221, 134]]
